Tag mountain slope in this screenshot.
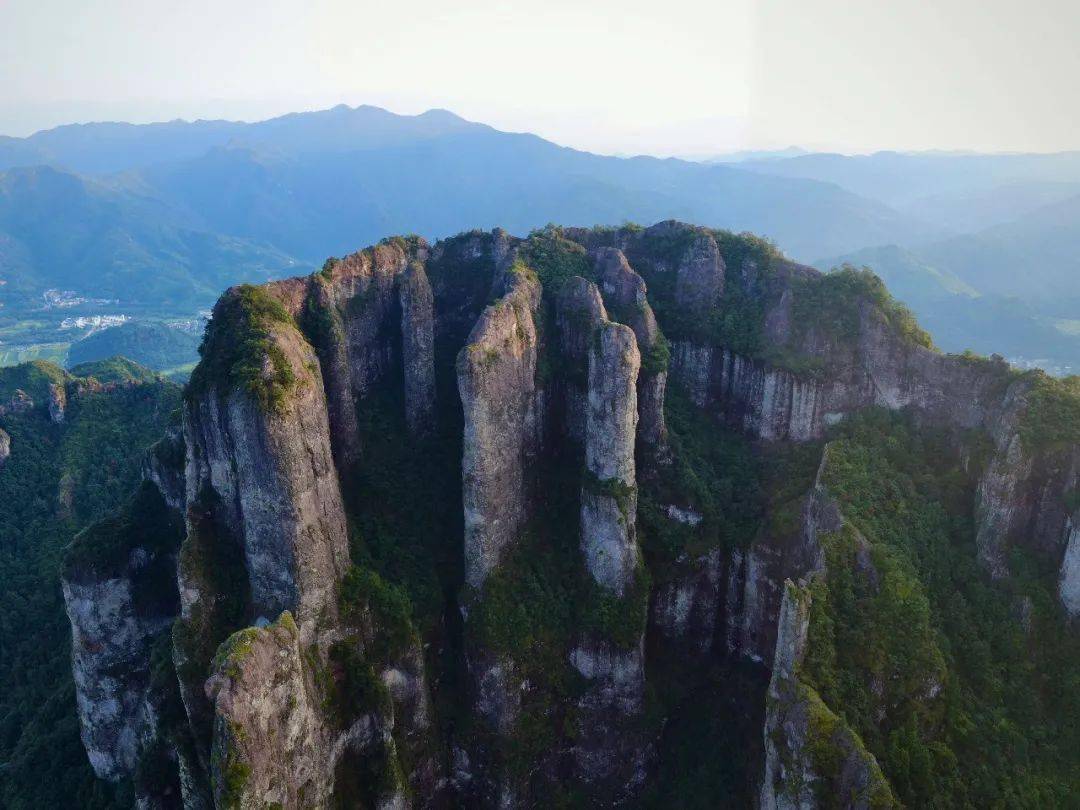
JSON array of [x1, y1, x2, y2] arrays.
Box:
[[0, 105, 944, 262], [922, 192, 1080, 308], [0, 361, 180, 809], [56, 222, 1080, 808], [0, 165, 302, 310], [741, 150, 1080, 210]]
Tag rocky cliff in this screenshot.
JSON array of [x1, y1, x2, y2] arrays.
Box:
[[62, 222, 1080, 808]]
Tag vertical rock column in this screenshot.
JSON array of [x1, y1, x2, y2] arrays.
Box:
[[594, 247, 669, 457], [457, 270, 541, 589], [456, 267, 542, 803], [183, 320, 351, 633], [178, 303, 352, 780], [570, 319, 650, 797], [399, 261, 437, 435], [555, 276, 608, 442], [581, 320, 641, 593]]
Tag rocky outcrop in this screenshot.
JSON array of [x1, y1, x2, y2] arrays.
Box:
[[582, 321, 641, 594], [63, 221, 1080, 809], [1059, 516, 1080, 616], [143, 427, 186, 511], [736, 461, 834, 665], [306, 242, 418, 467], [48, 381, 67, 423], [555, 275, 607, 442], [759, 582, 897, 810], [652, 548, 725, 654], [593, 247, 669, 454], [0, 427, 9, 466], [62, 482, 183, 781], [568, 638, 649, 796], [207, 614, 338, 809], [670, 304, 1013, 444], [399, 261, 437, 435], [183, 316, 350, 633], [0, 388, 34, 416], [970, 381, 1080, 589], [457, 267, 542, 589], [674, 230, 725, 313]]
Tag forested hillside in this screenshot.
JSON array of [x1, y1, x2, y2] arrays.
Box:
[[0, 361, 180, 808]]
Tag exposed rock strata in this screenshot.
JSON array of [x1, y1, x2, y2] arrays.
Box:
[[555, 275, 607, 442], [457, 267, 542, 589], [582, 320, 641, 594], [62, 483, 183, 782], [60, 222, 1080, 809], [568, 638, 649, 796], [206, 612, 411, 810], [759, 582, 897, 810], [143, 427, 186, 511], [48, 381, 67, 423], [593, 247, 669, 454], [674, 229, 725, 312], [182, 316, 349, 633], [399, 261, 437, 434], [652, 548, 725, 654]]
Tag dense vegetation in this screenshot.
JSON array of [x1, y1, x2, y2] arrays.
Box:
[[1018, 372, 1080, 452], [187, 284, 298, 412], [67, 323, 201, 376], [0, 362, 180, 809], [800, 410, 1080, 807], [68, 356, 162, 385], [791, 265, 934, 351]]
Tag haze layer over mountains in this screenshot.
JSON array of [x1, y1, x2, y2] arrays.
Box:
[[1, 104, 1079, 373]]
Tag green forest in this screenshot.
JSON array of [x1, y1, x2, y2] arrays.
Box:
[[0, 361, 180, 808]]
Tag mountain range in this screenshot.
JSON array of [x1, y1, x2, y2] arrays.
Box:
[[37, 221, 1080, 808], [1, 105, 1079, 374]]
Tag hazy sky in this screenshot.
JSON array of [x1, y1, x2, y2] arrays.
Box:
[[2, 0, 1078, 156]]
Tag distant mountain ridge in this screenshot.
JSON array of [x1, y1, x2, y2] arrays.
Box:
[[0, 104, 945, 264], [2, 104, 1080, 374]]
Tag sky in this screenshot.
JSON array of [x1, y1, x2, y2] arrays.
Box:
[[1, 0, 1078, 157]]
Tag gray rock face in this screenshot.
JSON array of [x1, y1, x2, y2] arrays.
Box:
[[399, 261, 437, 435], [594, 247, 669, 452], [568, 639, 649, 796], [307, 243, 414, 467], [63, 489, 183, 787], [457, 269, 542, 589], [759, 582, 896, 810], [671, 304, 1011, 444], [183, 319, 350, 636], [1059, 516, 1080, 615], [675, 231, 725, 312], [0, 427, 9, 466], [737, 453, 834, 665], [63, 572, 169, 780], [142, 427, 186, 511], [556, 276, 608, 442], [48, 381, 67, 423], [582, 321, 641, 594], [209, 612, 429, 809], [759, 580, 815, 810], [970, 383, 1080, 590], [0, 388, 34, 416], [652, 548, 725, 654], [470, 653, 522, 736], [208, 613, 372, 809], [670, 297, 1080, 612]]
